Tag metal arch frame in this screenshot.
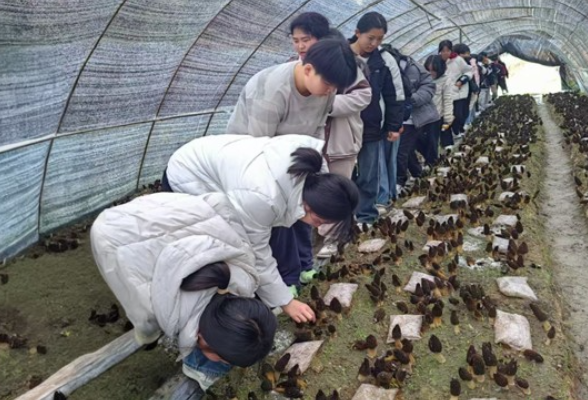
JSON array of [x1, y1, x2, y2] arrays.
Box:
[[399, 28, 459, 60], [467, 21, 588, 64], [134, 0, 235, 189], [448, 6, 584, 30], [466, 26, 588, 76], [199, 0, 313, 137], [35, 0, 129, 234], [30, 0, 588, 234], [405, 0, 588, 59], [387, 17, 456, 49], [441, 0, 588, 21]]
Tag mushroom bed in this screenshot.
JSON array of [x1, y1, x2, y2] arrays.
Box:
[[0, 95, 579, 400]]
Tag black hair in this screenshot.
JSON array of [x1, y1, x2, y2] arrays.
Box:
[[424, 54, 447, 78], [180, 262, 230, 291], [438, 40, 453, 53], [325, 27, 346, 41], [199, 294, 277, 368], [479, 52, 488, 59], [303, 38, 357, 90], [287, 148, 359, 244], [453, 43, 470, 56], [349, 11, 388, 44], [289, 12, 330, 40]]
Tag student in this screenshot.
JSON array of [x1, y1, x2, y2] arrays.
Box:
[[477, 52, 493, 111], [225, 38, 357, 138], [226, 31, 357, 290], [424, 55, 454, 159], [395, 55, 438, 190], [289, 12, 330, 61], [349, 12, 404, 224], [91, 191, 278, 397], [464, 52, 481, 128], [284, 19, 371, 258], [163, 134, 359, 323], [293, 28, 372, 258], [376, 44, 407, 210], [496, 56, 509, 94], [440, 41, 473, 140]]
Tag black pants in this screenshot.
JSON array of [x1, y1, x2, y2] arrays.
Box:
[[498, 78, 508, 93], [397, 124, 422, 186], [270, 221, 313, 286], [451, 99, 469, 135], [161, 169, 172, 192], [416, 120, 442, 166]]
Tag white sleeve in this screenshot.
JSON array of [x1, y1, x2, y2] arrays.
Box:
[[381, 51, 406, 101], [227, 189, 293, 308]]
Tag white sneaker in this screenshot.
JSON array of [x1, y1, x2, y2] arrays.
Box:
[[396, 184, 407, 196], [375, 204, 388, 216], [356, 222, 373, 231], [317, 243, 338, 259], [463, 124, 471, 131]]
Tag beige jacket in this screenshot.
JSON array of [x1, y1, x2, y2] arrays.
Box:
[[324, 67, 372, 160]]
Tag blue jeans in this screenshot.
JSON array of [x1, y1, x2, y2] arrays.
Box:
[[353, 140, 380, 223], [183, 347, 232, 390], [377, 138, 400, 204]]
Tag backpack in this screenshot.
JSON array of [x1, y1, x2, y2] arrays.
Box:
[[380, 44, 413, 98], [380, 44, 413, 120]]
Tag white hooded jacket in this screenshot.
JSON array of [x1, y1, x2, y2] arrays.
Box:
[[166, 134, 326, 308], [91, 192, 258, 360]]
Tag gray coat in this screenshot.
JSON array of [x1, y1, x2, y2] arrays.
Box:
[[402, 58, 440, 128]]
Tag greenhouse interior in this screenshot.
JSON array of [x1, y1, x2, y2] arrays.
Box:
[[3, 1, 588, 399]]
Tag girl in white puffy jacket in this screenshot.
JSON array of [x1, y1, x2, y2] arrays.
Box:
[[163, 134, 359, 324], [91, 192, 277, 396]]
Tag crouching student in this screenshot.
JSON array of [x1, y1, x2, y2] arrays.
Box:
[[91, 192, 278, 397], [162, 134, 359, 323]]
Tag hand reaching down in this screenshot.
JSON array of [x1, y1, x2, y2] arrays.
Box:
[[282, 299, 316, 323]]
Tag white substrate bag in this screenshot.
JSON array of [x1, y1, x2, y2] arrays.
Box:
[[323, 283, 358, 308], [496, 277, 538, 301], [494, 309, 532, 350], [387, 315, 423, 342]]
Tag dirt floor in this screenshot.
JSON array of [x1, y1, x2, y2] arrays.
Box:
[[540, 98, 588, 398], [0, 95, 584, 400], [0, 232, 180, 400]]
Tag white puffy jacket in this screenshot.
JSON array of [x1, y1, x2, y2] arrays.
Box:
[[91, 192, 258, 360], [432, 74, 455, 126], [446, 56, 473, 100], [166, 134, 326, 308]]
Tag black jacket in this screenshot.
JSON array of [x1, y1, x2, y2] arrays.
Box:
[[360, 49, 404, 142]]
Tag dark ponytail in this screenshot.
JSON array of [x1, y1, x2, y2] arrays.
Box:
[[287, 147, 359, 243], [180, 262, 230, 291], [287, 147, 323, 180]]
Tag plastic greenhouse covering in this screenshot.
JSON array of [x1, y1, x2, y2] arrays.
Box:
[[2, 0, 588, 259]]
